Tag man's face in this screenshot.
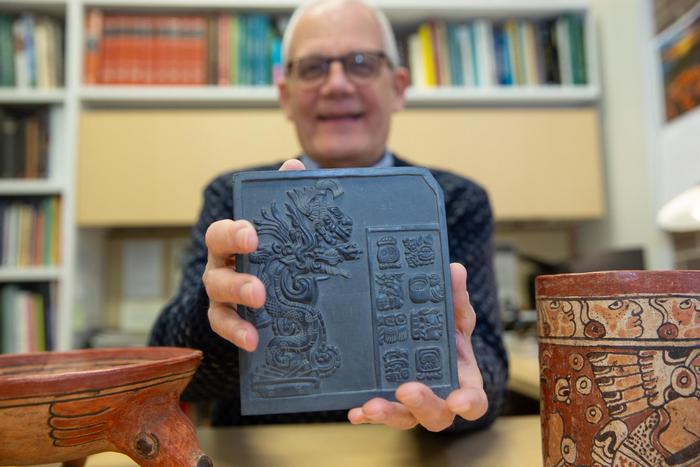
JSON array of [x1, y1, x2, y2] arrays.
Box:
[[278, 2, 409, 168]]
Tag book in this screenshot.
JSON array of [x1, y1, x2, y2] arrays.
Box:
[[536, 18, 561, 85], [1, 285, 19, 353], [556, 16, 573, 85], [417, 23, 436, 87], [0, 14, 15, 86], [446, 23, 464, 86]]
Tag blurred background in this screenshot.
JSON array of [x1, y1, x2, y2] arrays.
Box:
[[1, 0, 699, 417]]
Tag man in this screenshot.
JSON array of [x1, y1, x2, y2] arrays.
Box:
[[150, 0, 508, 432]]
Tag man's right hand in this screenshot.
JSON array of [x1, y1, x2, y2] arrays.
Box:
[[202, 159, 305, 351]]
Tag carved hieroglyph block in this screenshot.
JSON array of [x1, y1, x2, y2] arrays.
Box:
[[234, 168, 458, 415]]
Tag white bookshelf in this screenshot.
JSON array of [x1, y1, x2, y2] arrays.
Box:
[[74, 0, 600, 107], [0, 267, 63, 283], [0, 180, 64, 195], [0, 0, 76, 353], [3, 0, 602, 352], [0, 90, 66, 105], [79, 84, 599, 107]]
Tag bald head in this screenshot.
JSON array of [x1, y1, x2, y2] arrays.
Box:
[[282, 0, 400, 67]]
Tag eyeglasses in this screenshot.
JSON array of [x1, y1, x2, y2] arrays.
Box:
[[285, 51, 392, 86]]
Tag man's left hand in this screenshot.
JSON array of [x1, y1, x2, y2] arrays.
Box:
[[347, 263, 489, 431]]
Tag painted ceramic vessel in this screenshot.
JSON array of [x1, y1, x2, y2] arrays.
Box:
[[0, 347, 212, 467], [536, 271, 700, 467]]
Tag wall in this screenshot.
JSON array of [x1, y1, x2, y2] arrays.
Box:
[[575, 0, 674, 269]]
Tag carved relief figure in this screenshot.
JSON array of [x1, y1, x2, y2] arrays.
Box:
[[383, 349, 409, 383], [416, 347, 442, 380], [408, 273, 444, 304], [249, 179, 362, 397], [376, 236, 401, 269], [375, 273, 404, 311], [377, 313, 408, 345], [402, 235, 435, 267], [411, 308, 444, 341]]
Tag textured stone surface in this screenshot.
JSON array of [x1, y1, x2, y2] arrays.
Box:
[[234, 168, 459, 415]]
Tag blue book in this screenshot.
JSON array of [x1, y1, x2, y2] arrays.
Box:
[[446, 23, 463, 86], [21, 14, 36, 87], [237, 15, 248, 85], [492, 23, 513, 85]]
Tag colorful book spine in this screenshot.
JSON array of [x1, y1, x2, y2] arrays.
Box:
[[417, 23, 436, 87], [0, 14, 15, 86]]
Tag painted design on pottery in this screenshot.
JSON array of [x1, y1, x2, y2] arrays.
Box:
[[383, 349, 409, 383], [538, 294, 700, 341], [249, 179, 362, 397], [376, 236, 401, 269], [650, 296, 700, 339], [376, 313, 408, 345], [0, 348, 210, 467], [408, 273, 445, 304], [416, 347, 442, 381], [402, 235, 435, 267], [538, 289, 700, 467], [538, 299, 583, 338], [411, 308, 444, 341], [375, 273, 405, 311]]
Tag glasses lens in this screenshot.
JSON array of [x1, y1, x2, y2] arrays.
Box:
[[295, 57, 328, 81], [289, 51, 387, 85], [345, 52, 383, 79]]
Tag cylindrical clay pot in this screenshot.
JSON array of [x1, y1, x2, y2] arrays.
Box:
[[536, 271, 700, 467]]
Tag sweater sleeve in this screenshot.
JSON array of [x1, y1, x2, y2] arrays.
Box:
[[433, 171, 509, 432], [148, 173, 243, 401]]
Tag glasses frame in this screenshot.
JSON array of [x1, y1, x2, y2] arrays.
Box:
[[285, 50, 393, 87]]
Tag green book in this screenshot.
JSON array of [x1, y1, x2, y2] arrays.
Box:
[[0, 14, 15, 86], [567, 14, 587, 85], [42, 196, 53, 265], [1, 285, 19, 354]]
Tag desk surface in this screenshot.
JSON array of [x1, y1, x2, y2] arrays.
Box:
[[33, 415, 541, 467]]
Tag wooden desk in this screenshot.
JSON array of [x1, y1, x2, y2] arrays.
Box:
[[32, 416, 541, 467]]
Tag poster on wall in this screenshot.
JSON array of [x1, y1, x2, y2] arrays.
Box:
[[659, 4, 700, 122]]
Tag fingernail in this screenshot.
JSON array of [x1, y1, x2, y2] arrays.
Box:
[[403, 392, 423, 407]]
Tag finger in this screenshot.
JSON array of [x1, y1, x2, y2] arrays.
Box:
[[446, 387, 489, 421], [348, 398, 418, 430], [450, 263, 476, 336], [205, 219, 258, 261], [203, 266, 266, 309], [279, 159, 306, 171], [396, 382, 454, 432], [208, 302, 259, 351]]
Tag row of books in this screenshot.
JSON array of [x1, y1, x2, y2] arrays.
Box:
[[0, 197, 61, 268], [0, 13, 64, 89], [1, 282, 56, 353], [83, 10, 287, 86], [404, 15, 587, 88], [0, 107, 50, 179]]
